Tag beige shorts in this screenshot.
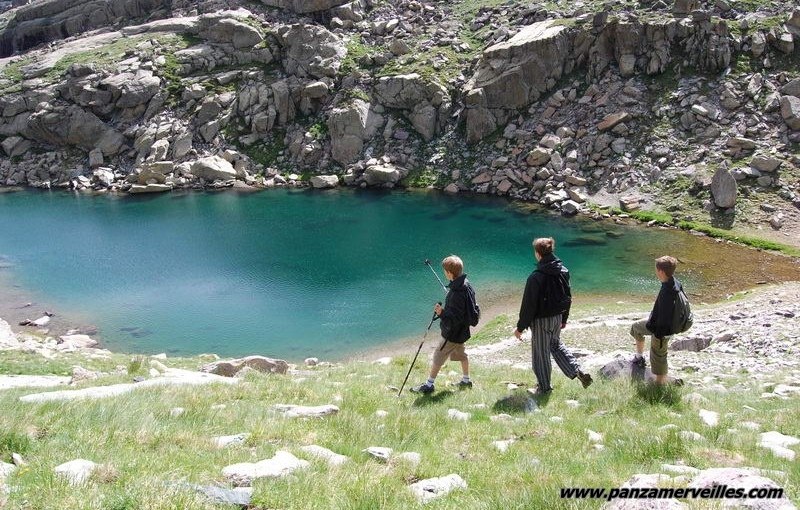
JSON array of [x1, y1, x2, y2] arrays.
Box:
[[431, 338, 467, 367]]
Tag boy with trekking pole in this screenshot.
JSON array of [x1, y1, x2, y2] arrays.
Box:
[[630, 255, 692, 386], [514, 237, 592, 395], [410, 255, 480, 394]]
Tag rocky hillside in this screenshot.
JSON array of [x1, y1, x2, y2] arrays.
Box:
[[0, 0, 799, 244]]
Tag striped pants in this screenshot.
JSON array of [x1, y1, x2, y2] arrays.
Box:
[[531, 315, 581, 392]]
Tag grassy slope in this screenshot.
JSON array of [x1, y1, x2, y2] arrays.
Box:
[[1, 313, 798, 509]]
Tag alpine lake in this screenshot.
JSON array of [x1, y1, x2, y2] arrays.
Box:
[[1, 188, 798, 361]]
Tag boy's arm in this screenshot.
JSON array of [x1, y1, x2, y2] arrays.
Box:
[[516, 274, 539, 332], [561, 271, 572, 326], [648, 286, 674, 338], [439, 291, 467, 323]]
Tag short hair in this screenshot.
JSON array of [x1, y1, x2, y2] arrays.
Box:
[[533, 238, 555, 257], [655, 256, 677, 277], [441, 255, 463, 277]]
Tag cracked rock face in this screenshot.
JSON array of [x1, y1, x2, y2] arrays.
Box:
[[373, 74, 450, 141], [463, 18, 733, 143], [258, 0, 350, 14], [0, 0, 170, 57], [25, 104, 128, 156], [278, 24, 346, 79]]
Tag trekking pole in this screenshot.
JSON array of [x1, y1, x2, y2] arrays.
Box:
[[398, 311, 439, 397], [424, 259, 448, 294]]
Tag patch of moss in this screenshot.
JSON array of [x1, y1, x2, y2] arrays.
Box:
[[238, 131, 286, 169], [340, 35, 379, 75], [307, 120, 328, 140], [607, 208, 800, 256]]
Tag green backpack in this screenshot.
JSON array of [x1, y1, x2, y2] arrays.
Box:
[[671, 286, 694, 334]]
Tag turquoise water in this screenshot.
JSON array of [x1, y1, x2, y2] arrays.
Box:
[[0, 188, 763, 360]]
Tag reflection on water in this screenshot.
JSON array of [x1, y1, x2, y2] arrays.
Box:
[[0, 188, 798, 360]]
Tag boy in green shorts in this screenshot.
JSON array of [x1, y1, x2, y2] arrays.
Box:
[[631, 255, 684, 385]]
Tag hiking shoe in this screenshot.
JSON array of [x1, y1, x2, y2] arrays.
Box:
[[632, 354, 646, 369], [528, 386, 552, 396], [410, 383, 434, 394], [577, 371, 593, 389], [457, 380, 473, 390], [671, 378, 684, 387]]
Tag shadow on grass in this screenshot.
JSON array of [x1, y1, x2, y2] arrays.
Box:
[[492, 389, 545, 413], [411, 390, 454, 407], [633, 381, 683, 408]]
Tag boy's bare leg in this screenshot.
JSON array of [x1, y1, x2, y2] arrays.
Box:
[[655, 374, 668, 385], [460, 359, 470, 378], [428, 362, 443, 380], [635, 339, 645, 355]]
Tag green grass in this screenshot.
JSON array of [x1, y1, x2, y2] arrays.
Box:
[[603, 208, 800, 257], [1, 341, 798, 509]]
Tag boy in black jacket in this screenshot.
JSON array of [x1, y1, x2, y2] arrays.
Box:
[[631, 255, 683, 385], [411, 255, 478, 394], [514, 238, 592, 394]]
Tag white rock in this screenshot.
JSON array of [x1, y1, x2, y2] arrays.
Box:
[[151, 353, 167, 359], [148, 368, 160, 378], [170, 407, 185, 417], [490, 414, 514, 422], [54, 459, 98, 485], [0, 318, 18, 348], [149, 360, 168, 372], [550, 416, 564, 423], [57, 334, 98, 349], [222, 451, 309, 486], [408, 474, 467, 503], [300, 445, 349, 466], [373, 357, 392, 365], [0, 375, 70, 390], [492, 439, 515, 452], [684, 392, 709, 405], [773, 384, 800, 397], [11, 454, 25, 467], [31, 316, 51, 327], [759, 431, 799, 460], [739, 421, 761, 431], [565, 399, 581, 408], [660, 424, 679, 431], [310, 175, 339, 189], [364, 446, 393, 462], [304, 357, 318, 366], [212, 433, 249, 448], [661, 464, 700, 476], [688, 467, 794, 507], [375, 410, 389, 418], [274, 404, 339, 418], [20, 369, 237, 403], [698, 409, 719, 427], [395, 452, 421, 466], [447, 409, 471, 421], [0, 461, 16, 480], [680, 431, 704, 441], [587, 429, 603, 443]]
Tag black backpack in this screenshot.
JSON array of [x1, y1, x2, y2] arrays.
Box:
[[465, 284, 480, 327], [538, 270, 571, 317], [670, 286, 693, 334]]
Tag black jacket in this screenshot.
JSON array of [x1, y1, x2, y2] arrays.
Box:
[[516, 254, 572, 331], [439, 274, 474, 344], [646, 277, 681, 339]]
